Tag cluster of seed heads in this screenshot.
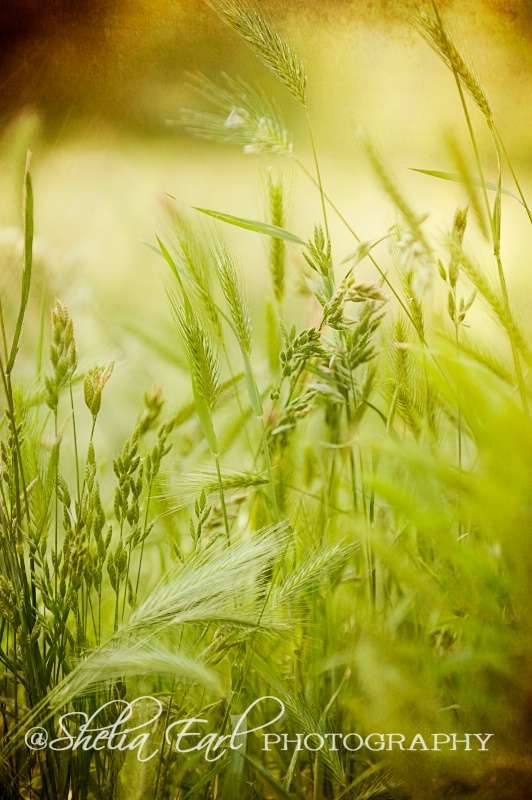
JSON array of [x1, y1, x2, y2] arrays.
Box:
[[322, 277, 388, 330], [113, 428, 143, 532], [45, 300, 77, 412], [303, 226, 332, 279], [107, 540, 128, 595], [279, 327, 326, 379]]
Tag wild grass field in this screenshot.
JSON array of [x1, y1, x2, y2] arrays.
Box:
[[1, 1, 532, 798]]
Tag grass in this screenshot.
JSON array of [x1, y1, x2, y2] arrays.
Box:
[[1, 2, 532, 798]]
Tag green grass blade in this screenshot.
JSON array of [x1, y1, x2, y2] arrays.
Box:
[[155, 234, 181, 282], [411, 168, 524, 207], [7, 151, 33, 373], [241, 344, 263, 416], [193, 207, 306, 245]]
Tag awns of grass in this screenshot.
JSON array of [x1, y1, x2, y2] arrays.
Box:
[[2, 2, 532, 799]]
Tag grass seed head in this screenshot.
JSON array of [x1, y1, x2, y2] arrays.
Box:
[[211, 236, 253, 355], [182, 74, 293, 157], [45, 299, 77, 411], [417, 8, 492, 120], [206, 1, 307, 106], [84, 360, 114, 419]]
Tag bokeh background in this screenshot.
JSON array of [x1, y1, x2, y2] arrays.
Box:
[[1, 0, 532, 440]]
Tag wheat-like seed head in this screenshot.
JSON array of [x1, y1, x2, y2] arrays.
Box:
[[266, 171, 286, 303], [417, 8, 492, 120], [204, 1, 307, 106], [173, 294, 221, 414], [211, 235, 253, 355], [164, 214, 224, 340]]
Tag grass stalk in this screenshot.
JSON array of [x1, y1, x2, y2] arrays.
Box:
[[215, 453, 231, 545], [306, 112, 330, 245]]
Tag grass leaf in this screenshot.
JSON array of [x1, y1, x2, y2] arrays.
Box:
[[411, 168, 524, 207], [193, 207, 306, 245], [7, 151, 33, 373]]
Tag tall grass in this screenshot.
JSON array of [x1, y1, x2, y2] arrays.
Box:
[[1, 2, 532, 799]]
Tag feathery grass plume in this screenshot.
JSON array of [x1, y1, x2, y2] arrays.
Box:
[[164, 466, 268, 512], [58, 645, 225, 701], [416, 6, 492, 121], [1, 523, 290, 760], [272, 540, 355, 604], [204, 1, 307, 106], [265, 170, 287, 303], [252, 655, 346, 784], [181, 73, 293, 157], [169, 291, 221, 454], [167, 212, 210, 291], [353, 769, 408, 800], [124, 521, 289, 632]]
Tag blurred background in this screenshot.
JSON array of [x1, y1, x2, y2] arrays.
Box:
[[1, 0, 532, 438]]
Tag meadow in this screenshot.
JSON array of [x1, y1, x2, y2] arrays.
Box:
[[0, 2, 531, 798]]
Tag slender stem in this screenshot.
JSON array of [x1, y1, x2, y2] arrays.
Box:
[[305, 112, 330, 243], [134, 483, 153, 599], [455, 315, 464, 539], [70, 382, 81, 501], [54, 410, 58, 601], [36, 290, 45, 379], [0, 299, 9, 364], [260, 418, 279, 520], [80, 417, 97, 504], [491, 121, 532, 224], [215, 454, 231, 545]]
